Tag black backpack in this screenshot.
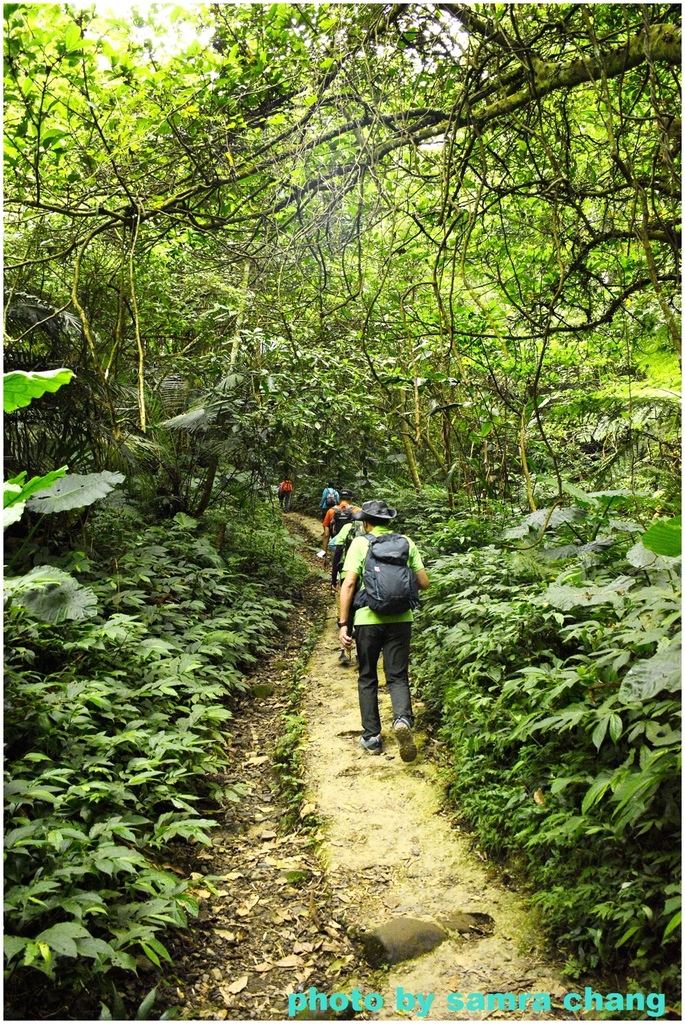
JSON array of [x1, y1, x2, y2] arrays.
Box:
[[325, 490, 337, 507], [355, 533, 419, 616], [331, 505, 355, 537]]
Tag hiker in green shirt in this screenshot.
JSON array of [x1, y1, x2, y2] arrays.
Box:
[[337, 499, 429, 762], [329, 504, 365, 666]]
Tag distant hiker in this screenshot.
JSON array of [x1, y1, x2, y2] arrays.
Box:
[[277, 476, 293, 512], [322, 489, 359, 586], [337, 499, 429, 762], [321, 489, 362, 665], [318, 481, 339, 521]]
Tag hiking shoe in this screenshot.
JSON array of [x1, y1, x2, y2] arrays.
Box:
[[359, 734, 382, 755], [394, 719, 417, 763]]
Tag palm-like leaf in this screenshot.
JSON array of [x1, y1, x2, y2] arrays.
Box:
[[4, 565, 98, 623], [27, 471, 125, 513]]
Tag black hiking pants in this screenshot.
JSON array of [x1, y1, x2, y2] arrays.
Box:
[[355, 621, 413, 740], [331, 545, 343, 587]]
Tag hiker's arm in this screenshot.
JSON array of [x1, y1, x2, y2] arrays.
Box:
[[416, 568, 430, 591], [338, 573, 357, 649]]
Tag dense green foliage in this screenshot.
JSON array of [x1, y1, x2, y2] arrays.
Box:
[[3, 1, 681, 1016], [4, 502, 306, 1005], [410, 494, 680, 998], [4, 2, 680, 502]]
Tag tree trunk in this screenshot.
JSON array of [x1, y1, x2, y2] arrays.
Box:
[[401, 431, 422, 492], [229, 261, 252, 371]]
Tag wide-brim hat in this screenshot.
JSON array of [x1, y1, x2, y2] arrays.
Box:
[[352, 499, 397, 522]]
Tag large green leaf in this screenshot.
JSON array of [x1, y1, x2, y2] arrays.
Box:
[[524, 506, 587, 529], [561, 482, 599, 506], [5, 566, 98, 622], [3, 368, 73, 413], [543, 575, 635, 611], [618, 647, 682, 703], [641, 517, 682, 558], [158, 407, 211, 431], [3, 497, 26, 529], [3, 468, 69, 529], [626, 540, 680, 570], [26, 471, 125, 513], [4, 469, 69, 509], [35, 922, 91, 958], [4, 936, 29, 962]]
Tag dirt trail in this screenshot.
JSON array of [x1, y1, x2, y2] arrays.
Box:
[[151, 512, 575, 1023], [294, 513, 572, 1021]]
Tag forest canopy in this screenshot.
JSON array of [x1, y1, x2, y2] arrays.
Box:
[[4, 1, 681, 506]]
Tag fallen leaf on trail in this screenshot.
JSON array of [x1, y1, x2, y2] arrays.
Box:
[[300, 802, 316, 818], [253, 962, 273, 973], [190, 872, 204, 880], [336, 892, 351, 903], [194, 889, 211, 898], [162, 863, 186, 876], [275, 954, 303, 968], [260, 830, 277, 839], [293, 941, 314, 954], [245, 755, 270, 766], [227, 975, 249, 994], [215, 930, 236, 942]]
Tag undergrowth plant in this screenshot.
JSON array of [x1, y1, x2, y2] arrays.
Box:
[[411, 493, 681, 1004], [272, 591, 328, 832], [4, 501, 306, 1011]]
